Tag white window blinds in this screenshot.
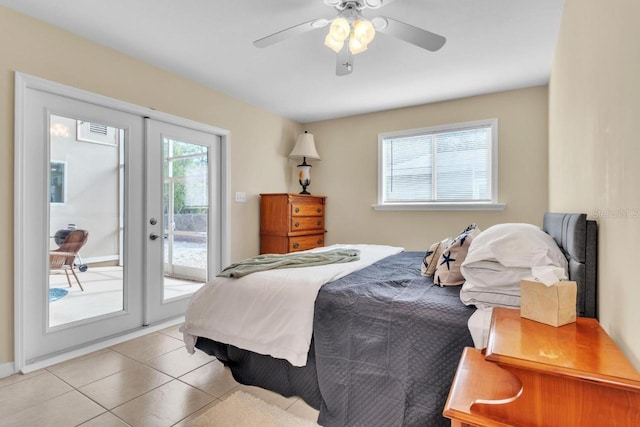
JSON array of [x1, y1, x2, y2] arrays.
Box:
[[379, 119, 497, 206]]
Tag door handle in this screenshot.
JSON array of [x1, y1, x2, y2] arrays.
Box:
[[149, 233, 160, 241]]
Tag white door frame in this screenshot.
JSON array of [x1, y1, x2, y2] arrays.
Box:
[[14, 72, 231, 372]]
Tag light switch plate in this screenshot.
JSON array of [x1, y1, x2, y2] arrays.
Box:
[[235, 192, 246, 203]]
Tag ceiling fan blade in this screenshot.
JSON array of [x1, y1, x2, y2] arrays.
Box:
[[374, 16, 446, 52], [336, 47, 354, 76], [254, 18, 329, 48]]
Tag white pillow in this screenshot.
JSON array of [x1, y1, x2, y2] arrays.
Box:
[[459, 261, 531, 288], [459, 282, 521, 309], [460, 223, 567, 288]]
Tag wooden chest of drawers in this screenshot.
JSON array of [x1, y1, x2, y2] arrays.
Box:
[[259, 193, 327, 254]]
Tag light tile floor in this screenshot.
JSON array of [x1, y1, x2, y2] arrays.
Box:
[[0, 326, 320, 427]]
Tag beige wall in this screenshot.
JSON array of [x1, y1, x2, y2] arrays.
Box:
[[304, 87, 550, 251], [549, 0, 640, 368], [0, 7, 301, 365]]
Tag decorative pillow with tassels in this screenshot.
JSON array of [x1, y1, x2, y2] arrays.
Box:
[[421, 237, 451, 277], [434, 224, 481, 286]]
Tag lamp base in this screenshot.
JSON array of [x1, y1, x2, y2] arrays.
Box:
[[297, 159, 312, 195], [299, 180, 310, 195]]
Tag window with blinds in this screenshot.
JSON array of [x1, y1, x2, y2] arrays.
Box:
[[377, 119, 499, 208]]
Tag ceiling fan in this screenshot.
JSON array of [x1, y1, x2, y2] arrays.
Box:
[[254, 0, 446, 76]]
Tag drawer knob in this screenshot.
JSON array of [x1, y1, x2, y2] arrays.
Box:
[[317, 239, 323, 245], [294, 222, 300, 228], [295, 207, 300, 213], [317, 221, 321, 226], [317, 208, 322, 213], [293, 242, 299, 249]]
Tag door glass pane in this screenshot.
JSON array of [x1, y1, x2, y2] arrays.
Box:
[[162, 137, 208, 301], [48, 114, 124, 327]]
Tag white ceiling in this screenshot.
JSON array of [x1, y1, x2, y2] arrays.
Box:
[[0, 0, 565, 123]]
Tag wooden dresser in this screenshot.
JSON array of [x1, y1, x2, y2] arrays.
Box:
[[443, 307, 640, 426], [259, 193, 326, 254]]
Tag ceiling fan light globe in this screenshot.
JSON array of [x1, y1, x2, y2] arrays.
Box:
[[324, 33, 345, 53], [353, 19, 375, 44], [349, 36, 368, 54], [323, 0, 342, 6], [329, 17, 351, 41]]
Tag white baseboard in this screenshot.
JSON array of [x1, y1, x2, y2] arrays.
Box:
[[0, 361, 16, 379]]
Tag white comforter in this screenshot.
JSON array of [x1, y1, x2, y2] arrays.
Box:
[[181, 244, 404, 367]]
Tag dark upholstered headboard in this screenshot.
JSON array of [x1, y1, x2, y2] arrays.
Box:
[[543, 213, 598, 318]]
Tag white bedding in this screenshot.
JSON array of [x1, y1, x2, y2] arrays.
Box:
[[467, 307, 494, 349], [181, 244, 404, 367], [460, 223, 568, 309]]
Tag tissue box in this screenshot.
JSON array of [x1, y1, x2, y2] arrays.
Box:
[[520, 279, 577, 327]]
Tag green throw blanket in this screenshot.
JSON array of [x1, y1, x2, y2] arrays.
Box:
[[217, 248, 361, 278]]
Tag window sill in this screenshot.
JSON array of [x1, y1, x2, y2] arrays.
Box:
[[371, 202, 506, 211]]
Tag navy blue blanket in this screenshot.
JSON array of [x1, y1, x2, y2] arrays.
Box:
[[314, 251, 474, 426]]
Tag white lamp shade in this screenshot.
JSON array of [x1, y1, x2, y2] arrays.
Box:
[[329, 17, 350, 42], [353, 19, 375, 45], [289, 132, 320, 160], [324, 33, 345, 53], [349, 36, 368, 54]]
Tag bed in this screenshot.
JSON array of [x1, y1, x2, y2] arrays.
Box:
[[185, 212, 597, 426]]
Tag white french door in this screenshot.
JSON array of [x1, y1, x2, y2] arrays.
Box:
[[145, 119, 221, 324], [15, 74, 229, 370], [16, 78, 145, 366]]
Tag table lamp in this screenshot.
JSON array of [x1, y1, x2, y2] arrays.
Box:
[[289, 131, 320, 194]]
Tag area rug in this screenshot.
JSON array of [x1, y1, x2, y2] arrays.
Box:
[[188, 390, 319, 427], [49, 288, 69, 302]]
